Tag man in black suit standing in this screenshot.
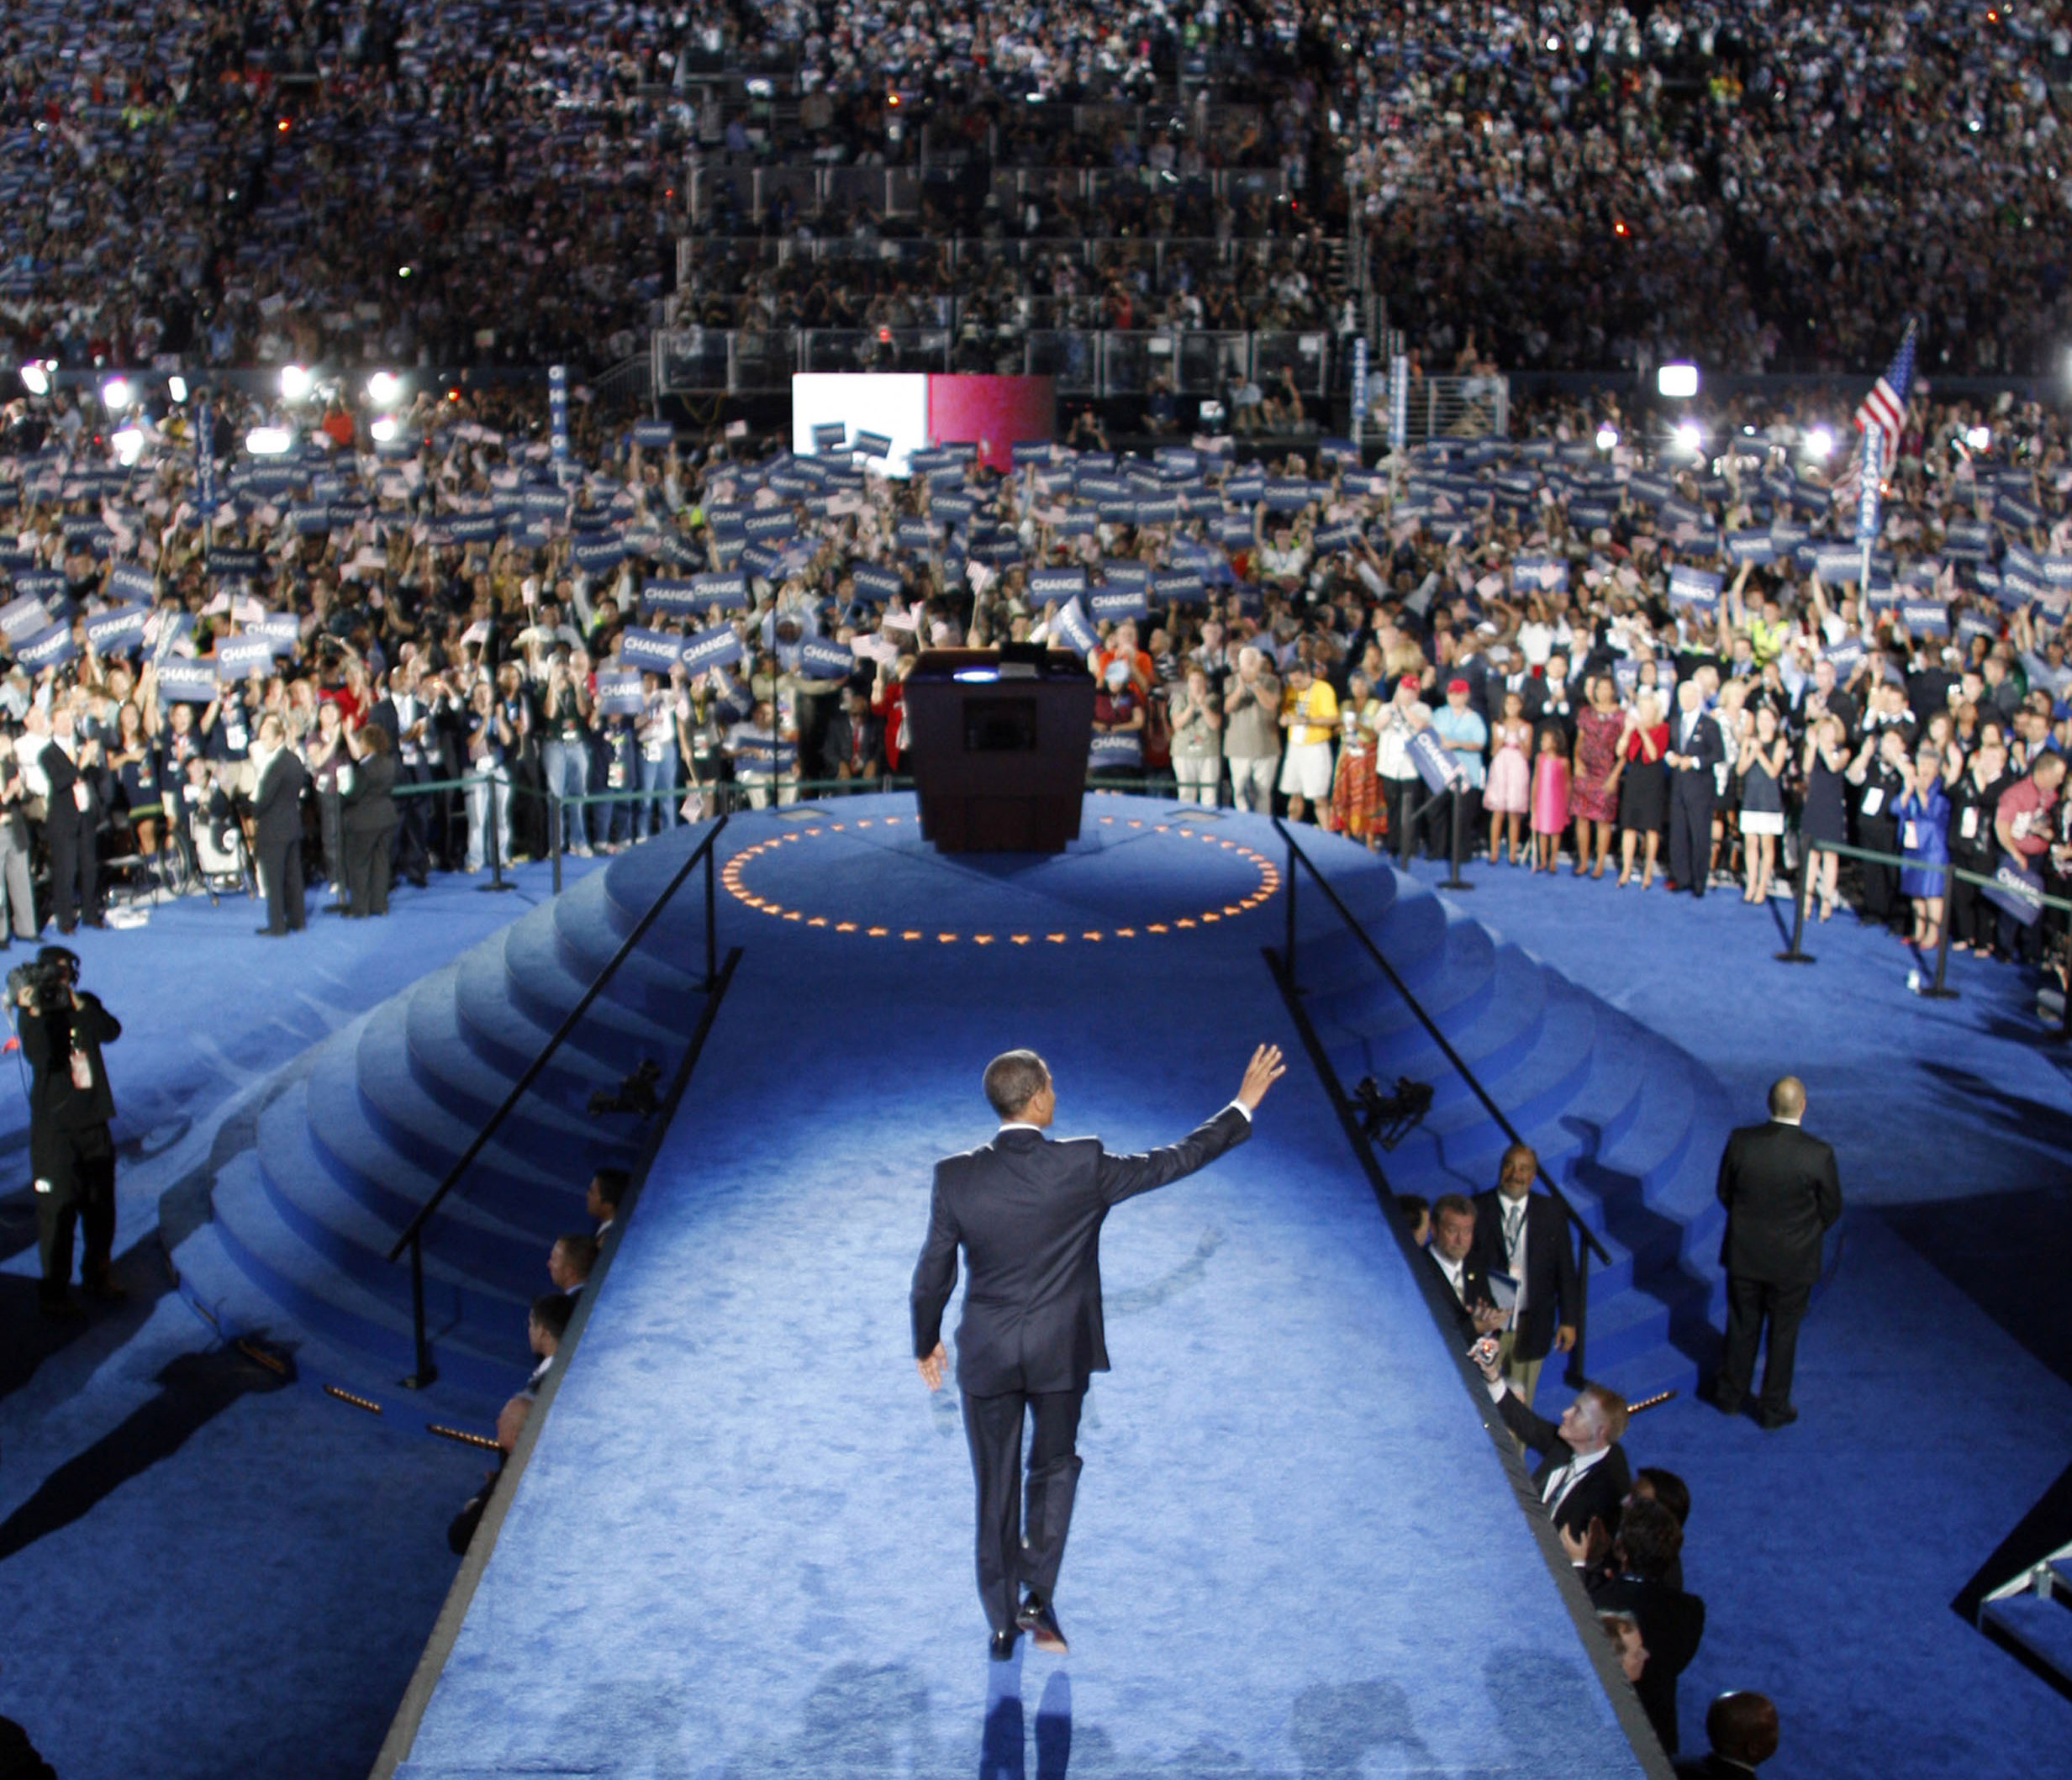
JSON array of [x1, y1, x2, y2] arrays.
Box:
[[248, 714, 308, 935], [912, 1043, 1285, 1661], [22, 703, 104, 932], [1470, 1141, 1580, 1409], [1713, 1075, 1842, 1429], [1664, 681, 1724, 897], [1590, 1497, 1706, 1756], [1425, 1192, 1505, 1349], [1471, 1337, 1632, 1543]]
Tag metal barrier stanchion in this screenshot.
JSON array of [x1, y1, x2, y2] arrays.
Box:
[[479, 773, 513, 895], [1919, 860, 1959, 999], [1284, 827, 1298, 982], [550, 793, 563, 895], [1439, 787, 1474, 893], [1777, 841, 1816, 963]]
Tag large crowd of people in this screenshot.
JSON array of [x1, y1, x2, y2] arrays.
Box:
[[5, 5, 2069, 382], [0, 370, 2066, 1003]]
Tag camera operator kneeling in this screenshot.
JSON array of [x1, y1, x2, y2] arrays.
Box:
[[14, 947, 123, 1318]]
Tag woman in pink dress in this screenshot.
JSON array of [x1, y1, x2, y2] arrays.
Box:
[[1531, 726, 1571, 872], [1484, 690, 1532, 865]]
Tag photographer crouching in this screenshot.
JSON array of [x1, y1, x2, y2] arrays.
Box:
[[13, 946, 124, 1319]]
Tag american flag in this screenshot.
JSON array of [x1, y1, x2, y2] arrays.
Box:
[[1853, 321, 1918, 445]]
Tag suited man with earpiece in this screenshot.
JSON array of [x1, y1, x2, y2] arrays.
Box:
[[912, 1044, 1284, 1662]]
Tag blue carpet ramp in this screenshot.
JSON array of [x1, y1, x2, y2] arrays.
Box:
[[391, 797, 1651, 1780]]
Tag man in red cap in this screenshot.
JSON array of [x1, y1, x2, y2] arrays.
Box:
[[1425, 677, 1488, 858]]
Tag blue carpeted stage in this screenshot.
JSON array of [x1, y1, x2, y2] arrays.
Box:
[[389, 798, 1651, 1779]]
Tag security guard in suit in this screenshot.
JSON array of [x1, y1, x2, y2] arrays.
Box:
[[15, 946, 124, 1316]]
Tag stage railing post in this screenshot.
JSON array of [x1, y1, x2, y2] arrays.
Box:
[[1777, 842, 1816, 963], [704, 831, 718, 991], [480, 772, 513, 894], [1284, 826, 1298, 980], [405, 1234, 437, 1389], [1440, 786, 1473, 891], [1920, 860, 1959, 999], [1566, 1238, 1589, 1390], [550, 793, 563, 895]]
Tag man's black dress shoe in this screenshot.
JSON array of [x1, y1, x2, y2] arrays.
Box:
[[1015, 1595, 1068, 1655], [989, 1629, 1019, 1662], [1706, 1384, 1743, 1417], [1756, 1404, 1799, 1430]]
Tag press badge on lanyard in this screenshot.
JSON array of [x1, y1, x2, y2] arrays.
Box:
[[1960, 807, 1979, 840], [1903, 821, 1918, 851], [1861, 786, 1885, 817]]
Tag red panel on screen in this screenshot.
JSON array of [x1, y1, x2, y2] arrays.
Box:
[[925, 376, 1056, 473]]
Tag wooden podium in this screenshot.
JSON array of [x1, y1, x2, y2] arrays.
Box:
[[904, 646, 1094, 853]]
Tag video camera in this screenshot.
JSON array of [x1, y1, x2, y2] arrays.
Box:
[[8, 945, 79, 1012]]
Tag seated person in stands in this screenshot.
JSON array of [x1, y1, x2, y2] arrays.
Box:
[[1424, 1193, 1504, 1346], [548, 1232, 598, 1296], [586, 1166, 630, 1241], [1472, 1335, 1631, 1541], [526, 1292, 574, 1396], [1396, 1193, 1431, 1248], [447, 1393, 532, 1555], [1590, 1497, 1706, 1757]]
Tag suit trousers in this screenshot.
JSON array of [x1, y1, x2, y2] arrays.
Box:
[[1669, 775, 1713, 894], [344, 822, 396, 916], [962, 1387, 1084, 1633], [257, 835, 305, 933], [46, 806, 99, 929], [1496, 1330, 1545, 1410], [1719, 1274, 1812, 1414], [35, 1123, 117, 1298]]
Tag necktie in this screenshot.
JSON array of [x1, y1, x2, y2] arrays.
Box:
[[1543, 1461, 1574, 1505], [1505, 1203, 1524, 1256]]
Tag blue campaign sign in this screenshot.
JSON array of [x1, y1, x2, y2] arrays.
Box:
[[1813, 548, 1864, 585], [1824, 637, 1867, 673], [894, 519, 936, 551], [156, 659, 219, 705], [812, 422, 848, 451], [1983, 851, 2047, 929], [1152, 571, 1205, 605], [84, 604, 150, 654], [1263, 480, 1311, 513], [1668, 565, 1722, 609], [1089, 587, 1150, 625], [248, 613, 301, 654], [2045, 556, 2072, 589], [853, 429, 893, 460], [1099, 559, 1149, 589], [215, 636, 274, 680], [1087, 730, 1142, 771], [595, 668, 646, 716], [620, 626, 688, 673], [572, 535, 627, 573], [743, 510, 796, 540], [522, 487, 568, 517], [1957, 610, 2001, 643], [1312, 524, 1361, 555], [641, 578, 704, 614], [290, 505, 332, 535], [1944, 521, 1990, 561], [849, 562, 904, 602], [1052, 597, 1098, 656], [451, 513, 498, 543], [633, 420, 675, 450], [1030, 567, 1088, 600], [15, 621, 76, 670], [108, 562, 156, 602], [797, 638, 855, 681], [1010, 440, 1052, 466], [738, 543, 779, 578], [1726, 532, 1777, 566], [682, 623, 746, 676], [1407, 726, 1462, 795], [692, 571, 751, 610], [0, 592, 48, 640], [1899, 600, 1951, 636]]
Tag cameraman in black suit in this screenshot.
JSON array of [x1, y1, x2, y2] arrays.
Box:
[[912, 1043, 1284, 1661], [14, 945, 122, 1317], [1713, 1076, 1843, 1429], [1470, 1141, 1580, 1409]]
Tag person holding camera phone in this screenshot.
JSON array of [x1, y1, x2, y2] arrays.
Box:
[[16, 946, 122, 1318]]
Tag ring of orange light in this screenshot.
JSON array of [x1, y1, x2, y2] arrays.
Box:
[[720, 813, 1282, 944]]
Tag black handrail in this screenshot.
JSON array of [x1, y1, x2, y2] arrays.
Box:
[[1273, 818, 1609, 1382], [384, 814, 730, 1386]]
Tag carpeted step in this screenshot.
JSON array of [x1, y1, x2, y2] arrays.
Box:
[[450, 926, 625, 1082], [258, 1084, 544, 1303], [2049, 1559, 2072, 1599], [204, 1152, 523, 1397], [254, 1088, 535, 1322], [1584, 1344, 1700, 1407], [1983, 1593, 2072, 1685], [1570, 1277, 1674, 1372], [550, 870, 712, 1013], [497, 906, 683, 1066]]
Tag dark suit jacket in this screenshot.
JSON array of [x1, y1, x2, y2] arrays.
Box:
[[911, 1105, 1250, 1396], [821, 710, 884, 777], [1423, 1246, 1498, 1347], [20, 990, 120, 1137], [1673, 1756, 1761, 1780], [1469, 1188, 1581, 1362], [249, 749, 307, 854], [340, 750, 398, 834], [34, 733, 100, 821], [1593, 1573, 1707, 1756], [1716, 1119, 1843, 1286], [1669, 708, 1725, 777], [1495, 1388, 1631, 1540], [0, 1714, 57, 1780]]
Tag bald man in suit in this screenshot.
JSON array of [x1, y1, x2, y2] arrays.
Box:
[[1713, 1076, 1843, 1429]]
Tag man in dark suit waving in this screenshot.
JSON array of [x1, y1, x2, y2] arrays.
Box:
[[912, 1043, 1285, 1661], [1714, 1075, 1843, 1428]]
